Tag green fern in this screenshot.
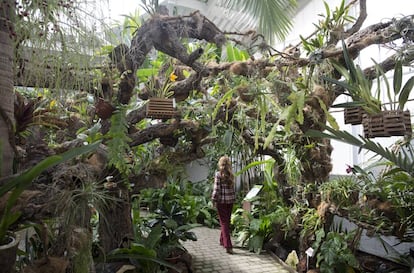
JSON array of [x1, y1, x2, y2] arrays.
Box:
[[106, 107, 133, 176]]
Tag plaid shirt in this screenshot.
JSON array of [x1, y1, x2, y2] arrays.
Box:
[[212, 171, 235, 204]]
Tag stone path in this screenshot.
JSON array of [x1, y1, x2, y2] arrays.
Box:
[[182, 227, 291, 273]]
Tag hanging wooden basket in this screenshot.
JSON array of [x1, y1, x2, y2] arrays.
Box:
[[362, 110, 412, 138], [146, 98, 179, 119], [383, 110, 412, 137], [95, 98, 115, 120], [344, 107, 363, 125]]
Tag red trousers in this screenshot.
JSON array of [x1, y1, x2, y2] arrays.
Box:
[[216, 203, 233, 249]]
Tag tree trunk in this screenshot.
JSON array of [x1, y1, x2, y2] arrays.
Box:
[[98, 184, 133, 253], [0, 0, 15, 177]]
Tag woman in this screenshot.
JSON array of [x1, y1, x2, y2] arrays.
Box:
[[211, 155, 236, 254]]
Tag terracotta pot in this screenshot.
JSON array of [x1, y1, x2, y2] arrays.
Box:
[[0, 233, 20, 273]]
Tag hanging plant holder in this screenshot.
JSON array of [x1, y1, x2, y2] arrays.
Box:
[[362, 113, 387, 138], [383, 110, 412, 137], [95, 98, 115, 120], [146, 98, 178, 119], [344, 107, 363, 125], [362, 110, 412, 138]]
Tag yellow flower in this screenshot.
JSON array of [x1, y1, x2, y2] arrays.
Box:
[[169, 72, 177, 82], [49, 99, 57, 108]]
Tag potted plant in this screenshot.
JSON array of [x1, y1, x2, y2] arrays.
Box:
[[324, 40, 382, 125], [146, 73, 179, 119], [0, 141, 100, 273], [326, 41, 414, 137], [362, 60, 414, 138]]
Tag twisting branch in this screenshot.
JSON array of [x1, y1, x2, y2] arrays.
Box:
[[344, 0, 367, 36], [113, 11, 227, 105]]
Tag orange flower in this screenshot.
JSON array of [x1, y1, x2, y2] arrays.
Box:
[[169, 72, 178, 82]]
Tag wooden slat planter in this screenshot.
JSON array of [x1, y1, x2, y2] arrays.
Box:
[[383, 110, 412, 137], [344, 107, 363, 125], [146, 98, 179, 119], [362, 110, 412, 138], [362, 113, 387, 138]]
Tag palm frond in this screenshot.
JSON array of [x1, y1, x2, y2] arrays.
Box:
[[306, 126, 414, 175], [223, 0, 297, 43]]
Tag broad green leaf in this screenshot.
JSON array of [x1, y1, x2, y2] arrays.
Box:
[[393, 60, 403, 95], [211, 89, 234, 122], [225, 43, 249, 61], [248, 234, 264, 254], [235, 159, 274, 176], [145, 224, 163, 249], [295, 91, 305, 124], [321, 75, 356, 95], [223, 129, 233, 147], [136, 68, 158, 81], [330, 60, 351, 81], [331, 101, 365, 108], [324, 1, 331, 24], [263, 122, 279, 149], [398, 76, 414, 110], [341, 40, 357, 83], [258, 96, 267, 133], [226, 43, 236, 62], [372, 59, 390, 109], [182, 69, 191, 78], [317, 97, 339, 129]]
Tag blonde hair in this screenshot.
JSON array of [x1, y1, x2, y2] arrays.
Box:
[[218, 156, 234, 186]]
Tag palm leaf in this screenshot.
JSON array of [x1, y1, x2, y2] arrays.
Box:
[[223, 0, 296, 44], [306, 127, 414, 175]]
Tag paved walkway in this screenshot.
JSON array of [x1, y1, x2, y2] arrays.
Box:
[[182, 227, 291, 273]]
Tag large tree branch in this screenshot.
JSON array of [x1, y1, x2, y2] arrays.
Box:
[[114, 11, 226, 105], [344, 0, 367, 36]]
